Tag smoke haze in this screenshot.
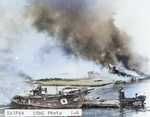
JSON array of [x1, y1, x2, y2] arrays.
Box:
[[0, 1, 32, 102], [0, 0, 150, 102], [25, 0, 148, 73]]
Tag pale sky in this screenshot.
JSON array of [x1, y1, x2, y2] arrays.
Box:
[[0, 0, 150, 101], [0, 0, 150, 80]]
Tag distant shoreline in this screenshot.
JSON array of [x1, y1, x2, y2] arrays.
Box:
[[36, 78, 112, 87]]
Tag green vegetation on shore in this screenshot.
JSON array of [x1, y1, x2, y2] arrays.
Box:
[[36, 77, 110, 87], [36, 77, 91, 82]]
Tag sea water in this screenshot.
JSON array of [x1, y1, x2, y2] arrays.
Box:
[[1, 79, 150, 117], [83, 79, 150, 117]]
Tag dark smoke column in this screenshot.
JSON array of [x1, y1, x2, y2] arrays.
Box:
[[25, 0, 147, 74]]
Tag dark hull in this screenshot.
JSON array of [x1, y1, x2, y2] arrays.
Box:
[[119, 95, 146, 107], [11, 88, 89, 109]]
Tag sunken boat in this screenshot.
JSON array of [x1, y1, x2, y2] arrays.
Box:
[[118, 87, 146, 107], [11, 86, 92, 109]]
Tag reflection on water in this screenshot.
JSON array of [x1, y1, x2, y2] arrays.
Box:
[[0, 79, 150, 117], [83, 79, 150, 117], [83, 107, 150, 117]]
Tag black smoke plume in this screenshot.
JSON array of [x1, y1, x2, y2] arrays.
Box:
[[25, 0, 147, 74]]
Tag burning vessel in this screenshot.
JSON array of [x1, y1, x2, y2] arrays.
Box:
[[11, 86, 92, 109], [108, 64, 143, 81]]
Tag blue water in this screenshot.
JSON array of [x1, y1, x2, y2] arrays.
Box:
[[1, 79, 150, 117], [83, 79, 150, 117]]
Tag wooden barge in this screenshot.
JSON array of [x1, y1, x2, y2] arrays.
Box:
[[119, 94, 146, 107], [118, 87, 146, 108], [83, 87, 146, 108], [82, 97, 146, 108], [11, 86, 93, 109], [83, 98, 120, 108], [11, 86, 146, 109]]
